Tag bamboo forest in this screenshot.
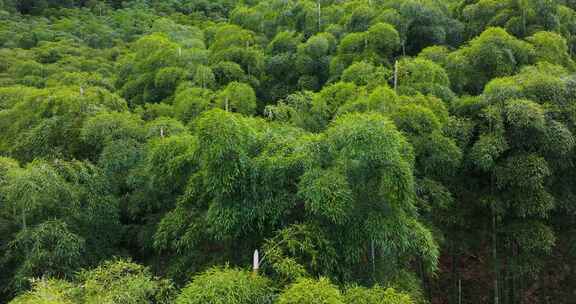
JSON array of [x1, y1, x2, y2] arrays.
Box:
[[0, 0, 575, 303]]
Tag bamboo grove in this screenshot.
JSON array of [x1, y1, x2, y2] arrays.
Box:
[[0, 0, 575, 303]]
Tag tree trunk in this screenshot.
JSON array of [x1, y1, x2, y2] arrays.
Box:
[[393, 60, 398, 92], [493, 208, 500, 304], [452, 245, 457, 304]]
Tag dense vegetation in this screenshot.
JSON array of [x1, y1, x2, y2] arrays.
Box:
[[0, 0, 575, 303]]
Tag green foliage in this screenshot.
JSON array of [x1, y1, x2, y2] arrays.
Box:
[[2, 1, 576, 303], [173, 87, 214, 124], [175, 267, 273, 304], [366, 23, 401, 60], [80, 111, 145, 162], [527, 31, 576, 70], [344, 286, 413, 304], [396, 57, 454, 101], [117, 33, 198, 105], [304, 113, 439, 277], [398, 58, 450, 88], [215, 81, 257, 115], [0, 86, 127, 161], [261, 224, 338, 283], [299, 169, 353, 224], [332, 22, 399, 76], [7, 220, 84, 289], [0, 159, 120, 295], [8, 279, 79, 304], [447, 27, 535, 93], [79, 259, 174, 304], [276, 277, 344, 304], [341, 61, 389, 88], [458, 0, 560, 39]]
